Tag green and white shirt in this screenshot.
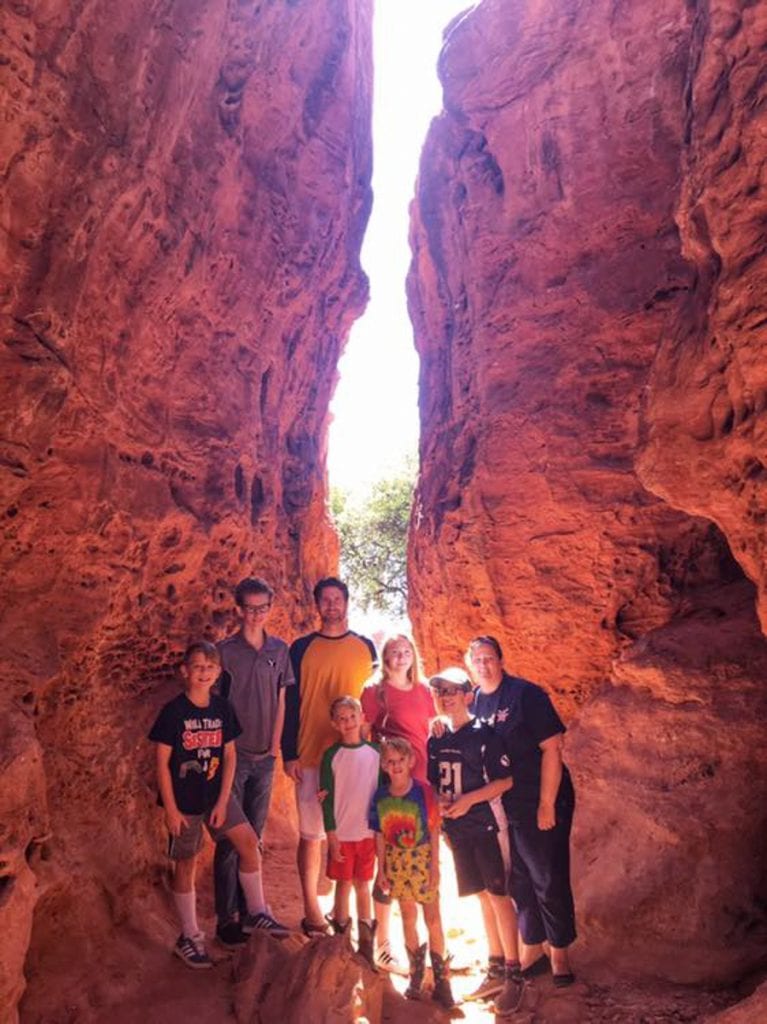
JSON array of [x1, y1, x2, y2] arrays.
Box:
[[320, 740, 381, 841]]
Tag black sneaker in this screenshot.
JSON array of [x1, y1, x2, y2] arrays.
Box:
[[241, 911, 291, 937], [174, 933, 212, 969], [216, 921, 248, 948]]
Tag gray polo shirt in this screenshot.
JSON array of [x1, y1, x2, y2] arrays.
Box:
[[217, 631, 295, 759]]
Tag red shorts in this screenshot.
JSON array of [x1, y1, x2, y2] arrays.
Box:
[[326, 836, 376, 882]]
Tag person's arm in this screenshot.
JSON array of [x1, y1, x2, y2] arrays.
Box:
[[155, 743, 187, 836], [319, 746, 338, 832], [441, 775, 513, 820], [537, 733, 564, 830], [282, 637, 309, 780], [210, 739, 237, 828], [374, 832, 389, 893], [271, 687, 286, 757], [428, 825, 441, 889]]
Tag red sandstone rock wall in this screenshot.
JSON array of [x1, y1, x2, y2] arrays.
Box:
[[408, 0, 767, 984], [0, 0, 371, 1017]]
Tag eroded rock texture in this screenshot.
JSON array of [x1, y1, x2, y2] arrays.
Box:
[[0, 0, 371, 1017], [408, 0, 767, 984]]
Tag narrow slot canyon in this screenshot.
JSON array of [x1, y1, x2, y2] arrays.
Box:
[[2, 2, 767, 1023]]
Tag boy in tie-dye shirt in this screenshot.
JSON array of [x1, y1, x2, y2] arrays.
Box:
[[368, 737, 453, 1009]]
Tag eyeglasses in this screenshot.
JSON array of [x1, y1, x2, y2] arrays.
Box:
[[242, 602, 271, 615], [435, 687, 465, 697]]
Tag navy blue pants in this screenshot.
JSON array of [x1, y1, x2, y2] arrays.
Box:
[[214, 754, 275, 926], [509, 797, 576, 948]]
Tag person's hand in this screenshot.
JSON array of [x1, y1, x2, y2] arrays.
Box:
[[537, 801, 556, 830], [430, 718, 447, 739], [209, 798, 227, 828], [328, 833, 344, 863], [165, 806, 189, 836], [374, 871, 390, 895], [442, 794, 474, 819], [285, 759, 302, 783], [317, 789, 328, 804]]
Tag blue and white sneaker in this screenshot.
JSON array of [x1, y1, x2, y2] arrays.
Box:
[[174, 933, 212, 969], [241, 911, 290, 938]]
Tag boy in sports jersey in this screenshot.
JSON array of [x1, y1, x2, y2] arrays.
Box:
[[427, 667, 522, 1016], [319, 696, 380, 966]]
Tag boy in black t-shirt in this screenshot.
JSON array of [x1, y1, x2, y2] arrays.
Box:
[[148, 642, 288, 968], [426, 667, 522, 1016]]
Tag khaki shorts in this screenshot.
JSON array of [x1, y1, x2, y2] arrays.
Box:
[[295, 766, 326, 841], [167, 795, 248, 860]]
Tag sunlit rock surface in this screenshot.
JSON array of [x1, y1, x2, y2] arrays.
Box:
[[408, 0, 767, 985], [0, 0, 371, 1017]]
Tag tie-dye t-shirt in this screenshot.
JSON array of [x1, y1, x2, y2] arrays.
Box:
[[368, 780, 439, 848]]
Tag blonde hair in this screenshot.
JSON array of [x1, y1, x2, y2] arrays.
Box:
[[381, 736, 414, 760], [330, 695, 361, 720], [374, 633, 424, 687]]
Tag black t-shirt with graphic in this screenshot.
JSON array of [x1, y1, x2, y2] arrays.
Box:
[[427, 719, 510, 841], [472, 673, 573, 823], [148, 692, 242, 814]]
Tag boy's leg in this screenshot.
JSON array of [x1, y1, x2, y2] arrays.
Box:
[[243, 755, 276, 841], [422, 898, 445, 958], [294, 767, 326, 928], [486, 891, 520, 963], [353, 879, 372, 923], [222, 820, 290, 935], [478, 890, 503, 958], [167, 820, 212, 969], [400, 899, 426, 999], [213, 759, 250, 933], [172, 856, 199, 937], [399, 898, 419, 951], [333, 879, 352, 926]]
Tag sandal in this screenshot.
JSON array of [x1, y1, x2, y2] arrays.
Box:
[[300, 917, 332, 938]]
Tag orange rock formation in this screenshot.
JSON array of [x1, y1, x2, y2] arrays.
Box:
[[1, 0, 372, 1017], [408, 0, 767, 985]]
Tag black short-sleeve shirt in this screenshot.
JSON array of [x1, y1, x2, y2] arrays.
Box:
[[148, 692, 241, 814], [427, 719, 510, 841], [472, 673, 573, 823]]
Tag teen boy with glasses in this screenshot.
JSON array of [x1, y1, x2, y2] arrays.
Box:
[[213, 576, 294, 947]]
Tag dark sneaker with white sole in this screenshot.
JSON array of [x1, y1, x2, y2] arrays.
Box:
[[174, 933, 212, 969], [241, 911, 291, 937]]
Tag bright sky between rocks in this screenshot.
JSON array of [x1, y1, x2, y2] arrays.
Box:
[[327, 0, 474, 497]]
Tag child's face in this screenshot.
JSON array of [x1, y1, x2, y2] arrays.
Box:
[[181, 652, 220, 691], [332, 705, 362, 741], [382, 749, 414, 782], [385, 639, 414, 674], [433, 686, 471, 719]]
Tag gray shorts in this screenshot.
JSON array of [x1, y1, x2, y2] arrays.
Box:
[[167, 796, 248, 860]]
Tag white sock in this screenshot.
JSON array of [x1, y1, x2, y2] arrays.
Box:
[[173, 890, 199, 938], [238, 869, 266, 914]]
